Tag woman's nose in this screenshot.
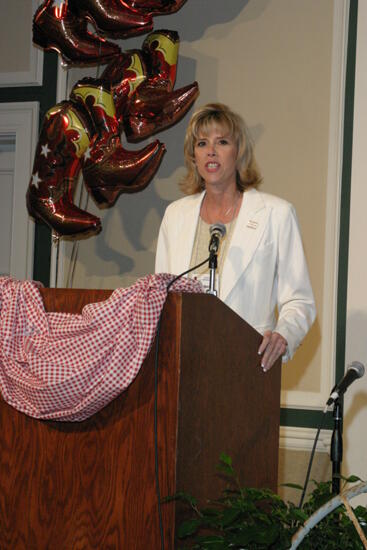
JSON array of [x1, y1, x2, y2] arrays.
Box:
[[207, 144, 216, 156]]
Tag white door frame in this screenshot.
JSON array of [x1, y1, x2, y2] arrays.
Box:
[[0, 102, 39, 280]]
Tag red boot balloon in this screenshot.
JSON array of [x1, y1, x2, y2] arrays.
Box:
[[100, 50, 148, 129], [33, 0, 121, 66], [124, 80, 199, 142], [101, 29, 200, 142], [26, 101, 101, 237], [70, 78, 166, 206], [124, 0, 188, 15], [142, 29, 179, 89], [68, 0, 153, 40]]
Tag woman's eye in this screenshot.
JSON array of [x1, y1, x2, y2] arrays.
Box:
[[219, 139, 229, 145], [196, 141, 206, 147]]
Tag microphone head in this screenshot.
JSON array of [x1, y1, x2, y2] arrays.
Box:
[[349, 361, 365, 378], [210, 222, 226, 238]]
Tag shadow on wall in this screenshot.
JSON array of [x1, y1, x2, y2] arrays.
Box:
[[112, 0, 271, 260], [64, 0, 271, 284], [160, 0, 268, 41]]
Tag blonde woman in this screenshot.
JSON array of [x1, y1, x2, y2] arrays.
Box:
[[155, 103, 315, 370]]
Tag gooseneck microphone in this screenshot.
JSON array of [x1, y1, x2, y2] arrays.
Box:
[[209, 223, 226, 255], [327, 361, 365, 405], [207, 223, 226, 296]]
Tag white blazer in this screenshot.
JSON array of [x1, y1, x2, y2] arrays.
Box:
[[155, 188, 316, 361]]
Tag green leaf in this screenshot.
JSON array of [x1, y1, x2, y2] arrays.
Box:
[[200, 507, 222, 518], [220, 507, 241, 527], [216, 453, 235, 477], [289, 507, 308, 522], [177, 518, 202, 538], [342, 474, 364, 483], [162, 491, 197, 507], [194, 535, 226, 549], [281, 482, 304, 490], [219, 452, 232, 466]]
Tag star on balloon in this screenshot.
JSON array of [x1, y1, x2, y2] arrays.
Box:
[[31, 172, 42, 189], [41, 143, 51, 158], [84, 146, 92, 161]]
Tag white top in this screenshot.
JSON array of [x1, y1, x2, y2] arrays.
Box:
[[155, 188, 316, 361]]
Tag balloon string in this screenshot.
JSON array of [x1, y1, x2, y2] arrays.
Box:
[[67, 241, 79, 289], [66, 41, 102, 289], [52, 232, 60, 288]]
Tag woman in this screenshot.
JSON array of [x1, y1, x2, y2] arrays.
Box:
[[155, 103, 316, 370]]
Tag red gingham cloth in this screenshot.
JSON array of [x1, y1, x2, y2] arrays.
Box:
[[0, 274, 203, 422]]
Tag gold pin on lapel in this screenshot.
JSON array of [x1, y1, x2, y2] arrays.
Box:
[[246, 220, 258, 229]]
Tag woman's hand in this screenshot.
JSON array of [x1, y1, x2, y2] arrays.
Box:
[[258, 331, 287, 372]]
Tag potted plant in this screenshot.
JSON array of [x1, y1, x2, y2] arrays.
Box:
[[166, 453, 367, 549]]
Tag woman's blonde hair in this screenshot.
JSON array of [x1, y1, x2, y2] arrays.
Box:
[[180, 102, 262, 195]]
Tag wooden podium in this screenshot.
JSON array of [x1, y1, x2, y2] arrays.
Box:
[[0, 289, 281, 549]]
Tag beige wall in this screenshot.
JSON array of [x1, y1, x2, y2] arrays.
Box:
[[0, 1, 33, 72], [278, 448, 331, 504], [58, 0, 341, 415]]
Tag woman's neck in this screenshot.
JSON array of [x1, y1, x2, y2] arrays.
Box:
[[200, 188, 243, 225]]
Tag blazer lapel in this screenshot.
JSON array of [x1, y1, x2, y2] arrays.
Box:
[[174, 191, 205, 275], [221, 189, 270, 301]]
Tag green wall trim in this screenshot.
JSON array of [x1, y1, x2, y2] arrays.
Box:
[[334, 0, 358, 385], [280, 1, 358, 430], [280, 408, 333, 430]]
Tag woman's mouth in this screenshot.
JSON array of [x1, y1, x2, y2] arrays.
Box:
[[205, 162, 220, 170]]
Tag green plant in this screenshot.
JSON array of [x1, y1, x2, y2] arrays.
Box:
[[167, 453, 367, 549]]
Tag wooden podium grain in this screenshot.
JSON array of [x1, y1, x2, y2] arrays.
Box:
[[0, 289, 281, 549]]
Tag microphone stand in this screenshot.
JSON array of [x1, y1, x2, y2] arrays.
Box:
[[207, 251, 218, 296], [330, 398, 343, 494]]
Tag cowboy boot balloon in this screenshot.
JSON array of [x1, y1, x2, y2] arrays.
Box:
[[27, 101, 102, 237], [124, 30, 199, 142], [33, 0, 121, 66], [124, 81, 199, 142], [68, 0, 153, 39], [100, 29, 180, 128], [100, 50, 148, 130], [101, 29, 199, 142], [124, 0, 188, 15], [70, 78, 166, 207], [142, 29, 179, 90]]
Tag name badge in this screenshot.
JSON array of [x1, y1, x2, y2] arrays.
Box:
[[246, 220, 258, 229]]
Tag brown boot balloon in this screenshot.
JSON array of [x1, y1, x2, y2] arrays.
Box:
[[124, 0, 188, 15], [70, 78, 166, 207], [100, 50, 148, 130], [27, 101, 101, 237], [101, 29, 200, 142], [33, 0, 121, 66], [124, 80, 199, 142], [142, 29, 180, 89], [68, 0, 153, 39], [125, 30, 199, 142]]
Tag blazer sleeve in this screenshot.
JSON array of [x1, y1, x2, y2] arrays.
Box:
[[274, 204, 316, 361]]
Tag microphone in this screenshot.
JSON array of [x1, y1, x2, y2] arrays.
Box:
[[327, 361, 365, 405], [209, 223, 226, 255]]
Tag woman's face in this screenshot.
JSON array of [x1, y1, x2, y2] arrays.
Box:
[[194, 123, 238, 192]]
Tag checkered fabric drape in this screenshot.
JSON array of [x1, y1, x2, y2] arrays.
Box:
[[0, 274, 203, 422]]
